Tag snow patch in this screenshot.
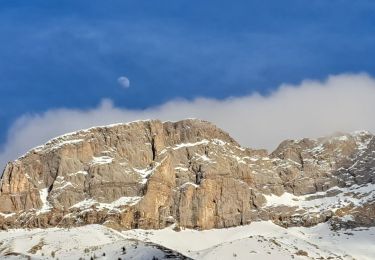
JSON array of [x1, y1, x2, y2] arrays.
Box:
[[91, 156, 114, 165], [71, 196, 142, 211], [175, 167, 189, 172], [212, 139, 226, 146], [55, 182, 74, 190], [179, 182, 199, 189], [68, 170, 88, 176], [340, 214, 355, 222], [0, 212, 15, 218], [133, 163, 161, 184], [336, 135, 349, 141], [36, 188, 52, 215], [173, 139, 209, 150], [197, 154, 214, 162]]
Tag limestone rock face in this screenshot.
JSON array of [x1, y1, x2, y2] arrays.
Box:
[[0, 119, 374, 230]]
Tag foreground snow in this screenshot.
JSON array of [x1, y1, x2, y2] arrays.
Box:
[[0, 221, 374, 259], [0, 225, 187, 260], [122, 221, 375, 260]]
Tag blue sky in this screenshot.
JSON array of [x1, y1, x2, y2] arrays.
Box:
[[1, 1, 375, 148]]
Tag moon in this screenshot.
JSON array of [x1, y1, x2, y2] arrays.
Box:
[[118, 76, 130, 88]]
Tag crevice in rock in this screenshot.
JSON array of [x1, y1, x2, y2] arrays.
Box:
[[141, 182, 148, 196], [151, 136, 157, 161], [299, 153, 304, 170], [176, 193, 182, 226], [194, 165, 203, 185], [47, 173, 59, 197], [146, 121, 158, 162], [186, 148, 192, 162], [238, 208, 244, 225], [204, 146, 209, 156], [133, 211, 141, 229], [47, 183, 54, 193]]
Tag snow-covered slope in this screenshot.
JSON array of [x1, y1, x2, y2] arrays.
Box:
[[1, 222, 374, 260], [0, 225, 189, 260], [122, 221, 375, 260]]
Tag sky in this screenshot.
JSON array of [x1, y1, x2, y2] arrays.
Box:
[[1, 1, 375, 169]]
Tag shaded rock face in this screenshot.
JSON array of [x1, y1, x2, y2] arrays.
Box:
[[0, 119, 374, 230]]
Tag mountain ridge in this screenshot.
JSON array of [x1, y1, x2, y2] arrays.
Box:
[[0, 119, 374, 230]]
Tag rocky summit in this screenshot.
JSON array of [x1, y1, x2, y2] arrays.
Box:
[[0, 119, 374, 230]]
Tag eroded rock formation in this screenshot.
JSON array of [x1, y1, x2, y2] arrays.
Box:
[[0, 119, 374, 230]]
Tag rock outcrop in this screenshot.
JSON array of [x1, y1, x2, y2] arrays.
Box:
[[0, 119, 374, 230]]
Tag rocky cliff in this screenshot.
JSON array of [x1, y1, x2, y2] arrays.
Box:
[[0, 119, 374, 230]]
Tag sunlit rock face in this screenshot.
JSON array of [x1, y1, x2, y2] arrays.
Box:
[[0, 119, 374, 230]]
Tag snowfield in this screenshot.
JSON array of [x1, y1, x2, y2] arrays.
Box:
[[0, 225, 188, 260], [122, 221, 375, 260], [0, 221, 374, 260]]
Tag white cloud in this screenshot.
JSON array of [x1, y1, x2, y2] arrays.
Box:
[[1, 73, 375, 171], [118, 76, 130, 88]]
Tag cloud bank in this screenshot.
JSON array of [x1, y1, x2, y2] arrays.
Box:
[[1, 73, 375, 170]]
